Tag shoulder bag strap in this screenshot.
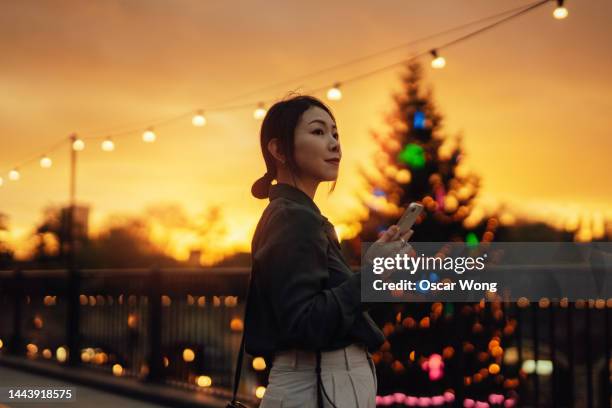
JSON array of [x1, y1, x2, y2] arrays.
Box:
[[230, 272, 252, 406]]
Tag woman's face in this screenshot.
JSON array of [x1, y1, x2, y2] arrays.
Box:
[[293, 106, 341, 182]]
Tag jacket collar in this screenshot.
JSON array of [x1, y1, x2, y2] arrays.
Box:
[[269, 182, 341, 248], [269, 182, 322, 216]]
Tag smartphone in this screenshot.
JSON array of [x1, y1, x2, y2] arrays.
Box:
[[396, 202, 424, 234]]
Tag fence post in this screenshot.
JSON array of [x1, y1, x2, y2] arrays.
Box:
[[66, 268, 81, 366], [8, 269, 24, 355], [532, 303, 539, 407], [147, 267, 164, 383]]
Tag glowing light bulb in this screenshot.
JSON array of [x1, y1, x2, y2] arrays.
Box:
[[327, 83, 342, 101], [430, 50, 446, 69], [553, 6, 568, 19], [72, 138, 85, 151], [183, 348, 195, 362], [56, 346, 68, 362], [40, 156, 52, 168], [112, 363, 123, 376], [192, 110, 207, 127], [253, 103, 266, 120], [0, 177, 3, 187], [142, 128, 156, 143], [101, 138, 115, 152], [8, 169, 20, 181], [252, 357, 267, 370], [196, 375, 212, 387]]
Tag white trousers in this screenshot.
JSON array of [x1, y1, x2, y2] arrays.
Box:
[[260, 343, 377, 408]]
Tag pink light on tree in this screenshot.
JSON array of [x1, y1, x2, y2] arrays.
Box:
[[421, 353, 445, 381]]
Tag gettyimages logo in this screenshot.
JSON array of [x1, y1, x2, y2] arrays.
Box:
[[370, 252, 488, 275], [360, 242, 612, 302]]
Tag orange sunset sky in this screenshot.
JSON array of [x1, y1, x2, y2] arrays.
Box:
[[1, 0, 611, 262]]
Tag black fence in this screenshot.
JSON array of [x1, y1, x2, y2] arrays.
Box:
[[0, 267, 261, 406], [0, 267, 610, 407], [512, 299, 611, 408]]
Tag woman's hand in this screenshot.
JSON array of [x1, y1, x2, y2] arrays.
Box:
[[364, 225, 415, 279], [377, 224, 413, 245]]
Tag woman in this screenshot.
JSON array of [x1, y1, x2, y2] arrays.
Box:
[[245, 95, 413, 408]]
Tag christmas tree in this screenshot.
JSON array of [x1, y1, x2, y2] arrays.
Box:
[[353, 61, 519, 406]]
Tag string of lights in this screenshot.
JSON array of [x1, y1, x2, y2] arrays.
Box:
[[0, 0, 568, 188], [74, 0, 556, 140], [202, 0, 558, 111]]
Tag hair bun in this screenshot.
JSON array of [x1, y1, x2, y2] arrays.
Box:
[[251, 172, 273, 199]]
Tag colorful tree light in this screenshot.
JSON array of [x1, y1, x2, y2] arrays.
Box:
[[398, 143, 426, 169], [466, 231, 479, 247], [414, 110, 426, 129], [421, 353, 445, 380], [435, 185, 446, 209], [373, 187, 386, 197]]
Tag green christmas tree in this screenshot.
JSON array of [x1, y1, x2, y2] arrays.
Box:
[[356, 61, 490, 244], [353, 61, 520, 406]]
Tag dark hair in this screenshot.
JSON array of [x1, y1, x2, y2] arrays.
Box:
[[251, 94, 338, 199]]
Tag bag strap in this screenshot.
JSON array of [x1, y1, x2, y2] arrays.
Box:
[[316, 350, 324, 408], [230, 330, 246, 405], [231, 273, 338, 408], [316, 350, 339, 408], [230, 273, 252, 406]]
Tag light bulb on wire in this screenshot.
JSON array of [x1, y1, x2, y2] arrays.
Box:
[[40, 156, 52, 168], [8, 169, 20, 181], [253, 103, 267, 120], [101, 138, 115, 152], [72, 138, 85, 151], [327, 83, 342, 101], [142, 128, 156, 143], [553, 0, 568, 19], [430, 50, 446, 69], [192, 110, 207, 127]]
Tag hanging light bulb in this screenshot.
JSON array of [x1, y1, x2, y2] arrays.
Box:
[[72, 138, 85, 151], [142, 128, 156, 143], [192, 110, 207, 127], [553, 0, 568, 19], [430, 50, 446, 69], [101, 138, 115, 152], [8, 169, 20, 181], [253, 103, 266, 120], [40, 156, 53, 168], [327, 82, 342, 101]]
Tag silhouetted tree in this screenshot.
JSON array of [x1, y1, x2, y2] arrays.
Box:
[[0, 212, 14, 266]]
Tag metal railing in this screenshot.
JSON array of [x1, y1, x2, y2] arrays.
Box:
[[0, 267, 260, 406], [0, 267, 610, 407]]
